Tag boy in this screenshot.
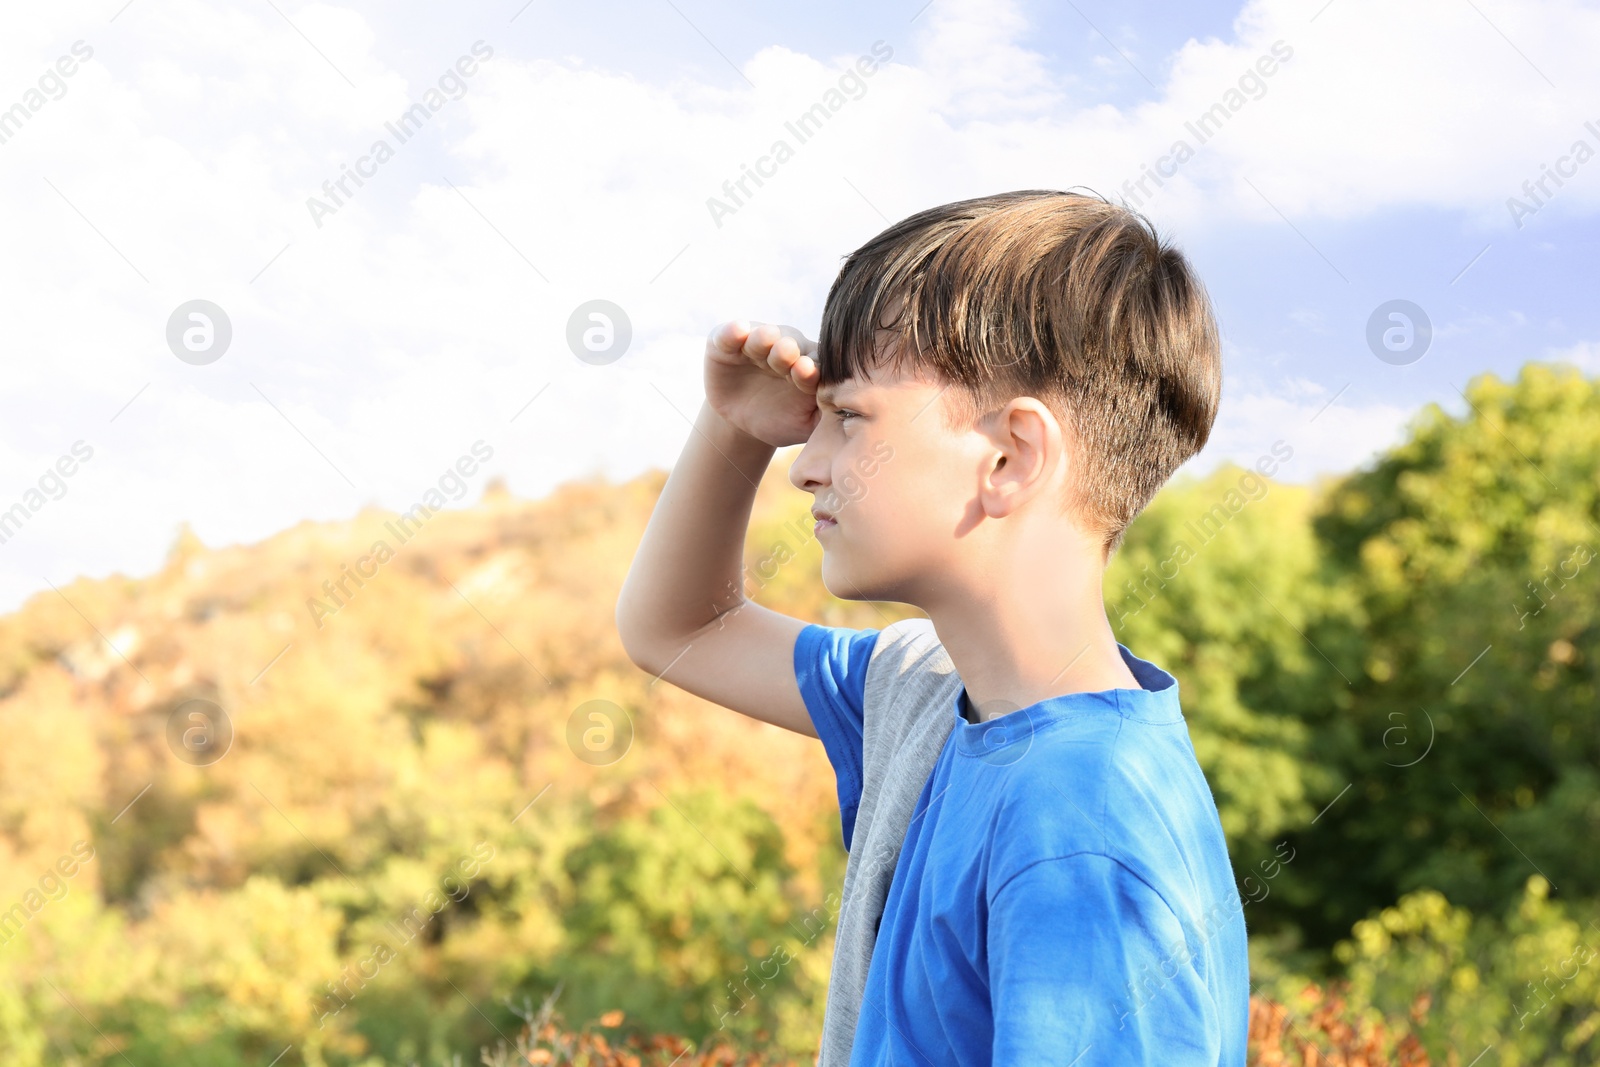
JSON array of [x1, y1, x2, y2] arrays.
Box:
[[615, 190, 1247, 1065]]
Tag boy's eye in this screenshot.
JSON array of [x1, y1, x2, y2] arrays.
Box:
[[836, 409, 860, 421]]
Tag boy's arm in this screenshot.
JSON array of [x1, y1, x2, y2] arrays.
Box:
[[988, 853, 1222, 1065], [615, 396, 816, 737]]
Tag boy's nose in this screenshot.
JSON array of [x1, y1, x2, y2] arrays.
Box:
[[787, 439, 831, 495]]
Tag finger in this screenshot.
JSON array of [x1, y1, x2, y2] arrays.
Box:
[[743, 323, 781, 368], [765, 333, 800, 377], [790, 354, 819, 394], [710, 320, 752, 356], [770, 333, 820, 393], [779, 342, 812, 378], [768, 324, 816, 357]]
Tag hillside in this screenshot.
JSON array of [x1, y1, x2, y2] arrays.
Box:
[[0, 457, 908, 1064]]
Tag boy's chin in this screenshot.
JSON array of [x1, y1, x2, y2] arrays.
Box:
[[820, 558, 857, 601], [822, 558, 891, 605]]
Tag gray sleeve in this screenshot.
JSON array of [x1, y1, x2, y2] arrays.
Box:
[[814, 617, 962, 1066]]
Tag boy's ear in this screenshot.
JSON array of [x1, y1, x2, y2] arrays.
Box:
[[980, 398, 1064, 518]]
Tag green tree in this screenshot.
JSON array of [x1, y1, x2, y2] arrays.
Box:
[[1288, 363, 1600, 949]]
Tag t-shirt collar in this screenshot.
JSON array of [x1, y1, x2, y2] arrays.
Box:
[[951, 643, 1183, 759]]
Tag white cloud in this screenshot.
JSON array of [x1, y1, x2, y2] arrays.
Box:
[[1545, 339, 1600, 371], [1191, 381, 1414, 484]]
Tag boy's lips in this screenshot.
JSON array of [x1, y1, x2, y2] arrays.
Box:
[[812, 508, 837, 532]]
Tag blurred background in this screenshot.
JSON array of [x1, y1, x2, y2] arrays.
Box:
[[1, 0, 1597, 1063]]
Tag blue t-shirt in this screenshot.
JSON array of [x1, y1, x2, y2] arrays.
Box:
[[795, 623, 1249, 1066]]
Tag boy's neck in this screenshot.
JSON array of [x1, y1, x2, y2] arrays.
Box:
[[925, 558, 1137, 725]]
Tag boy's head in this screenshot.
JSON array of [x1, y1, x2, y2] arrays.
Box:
[[793, 189, 1220, 583]]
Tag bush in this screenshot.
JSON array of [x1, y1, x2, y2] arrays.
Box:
[[1333, 876, 1600, 1066]]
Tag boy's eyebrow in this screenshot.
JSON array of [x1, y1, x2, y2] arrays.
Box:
[[816, 382, 855, 408]]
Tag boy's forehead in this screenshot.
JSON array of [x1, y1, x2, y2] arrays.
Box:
[[818, 378, 894, 409], [817, 361, 924, 404]]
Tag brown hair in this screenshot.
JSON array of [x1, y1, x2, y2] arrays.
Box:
[[816, 188, 1222, 556]]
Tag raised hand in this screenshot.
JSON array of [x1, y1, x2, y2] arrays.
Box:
[[704, 320, 822, 448]]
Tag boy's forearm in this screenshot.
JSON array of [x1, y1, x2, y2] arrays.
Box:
[[616, 399, 777, 655]]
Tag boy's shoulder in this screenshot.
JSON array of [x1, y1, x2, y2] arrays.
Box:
[[981, 686, 1234, 919], [862, 615, 945, 674], [860, 616, 959, 734]]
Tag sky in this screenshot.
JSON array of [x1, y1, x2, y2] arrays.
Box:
[[0, 0, 1597, 613]]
